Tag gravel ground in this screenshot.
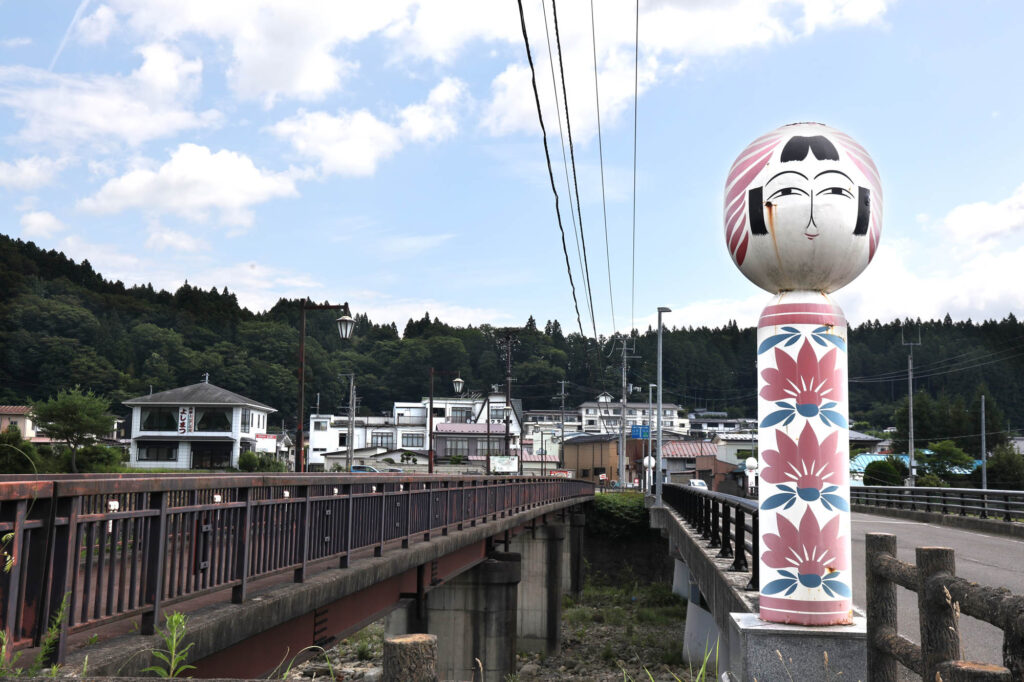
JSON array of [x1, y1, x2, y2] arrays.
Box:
[[289, 583, 710, 682]]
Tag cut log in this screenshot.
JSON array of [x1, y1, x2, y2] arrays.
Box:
[[382, 633, 438, 682]]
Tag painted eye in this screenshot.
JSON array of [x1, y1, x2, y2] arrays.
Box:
[[817, 187, 854, 199], [767, 187, 808, 201]]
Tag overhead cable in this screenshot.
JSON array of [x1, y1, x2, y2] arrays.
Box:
[[588, 0, 616, 332]]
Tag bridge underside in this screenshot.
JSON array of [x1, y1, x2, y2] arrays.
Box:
[[67, 498, 583, 678]]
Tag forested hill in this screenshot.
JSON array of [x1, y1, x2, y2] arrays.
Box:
[[2, 233, 1023, 447]]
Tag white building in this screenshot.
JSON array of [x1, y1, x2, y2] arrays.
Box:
[[577, 392, 687, 435], [307, 390, 524, 471], [124, 381, 275, 469]]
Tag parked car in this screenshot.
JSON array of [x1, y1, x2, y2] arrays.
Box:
[[350, 464, 380, 473], [688, 479, 708, 489], [385, 467, 403, 473]]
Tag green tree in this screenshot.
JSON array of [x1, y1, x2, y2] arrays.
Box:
[[32, 387, 115, 473], [919, 440, 975, 480], [973, 443, 1024, 490]]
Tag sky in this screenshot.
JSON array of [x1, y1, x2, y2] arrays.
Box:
[[1, 0, 1023, 337]]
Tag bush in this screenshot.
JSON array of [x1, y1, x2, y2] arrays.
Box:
[[69, 444, 124, 472], [257, 453, 287, 472], [863, 459, 902, 486], [0, 425, 47, 473], [916, 472, 949, 488], [238, 451, 259, 472]]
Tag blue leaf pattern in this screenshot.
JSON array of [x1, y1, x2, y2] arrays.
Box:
[[763, 578, 798, 595], [762, 492, 795, 510]]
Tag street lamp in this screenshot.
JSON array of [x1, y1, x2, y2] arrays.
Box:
[[647, 383, 656, 493], [745, 456, 758, 498], [656, 306, 671, 505], [296, 300, 353, 473], [428, 369, 464, 474]]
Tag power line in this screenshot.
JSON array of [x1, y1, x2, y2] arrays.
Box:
[[630, 0, 639, 334], [588, 0, 616, 332], [540, 0, 594, 334], [551, 0, 600, 345], [515, 0, 586, 340], [850, 346, 1024, 383]]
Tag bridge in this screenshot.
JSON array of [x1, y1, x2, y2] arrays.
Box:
[[0, 474, 593, 681], [653, 483, 1024, 681]]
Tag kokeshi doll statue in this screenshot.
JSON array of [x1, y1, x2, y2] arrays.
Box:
[[724, 123, 882, 625]]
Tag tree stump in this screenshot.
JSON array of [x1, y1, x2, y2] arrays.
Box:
[[382, 633, 438, 682]]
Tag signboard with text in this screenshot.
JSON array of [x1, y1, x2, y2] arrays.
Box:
[[254, 433, 277, 453], [177, 406, 194, 434], [490, 455, 518, 473], [548, 469, 573, 478], [630, 425, 650, 439]]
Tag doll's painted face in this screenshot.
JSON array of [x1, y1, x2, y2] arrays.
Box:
[[724, 123, 882, 294]]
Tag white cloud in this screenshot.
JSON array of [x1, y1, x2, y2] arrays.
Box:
[[0, 44, 218, 148], [938, 181, 1024, 246], [145, 222, 209, 252], [20, 211, 67, 239], [270, 77, 466, 176], [79, 143, 298, 226], [380, 233, 454, 258], [0, 156, 69, 190], [1, 37, 32, 48], [77, 5, 118, 45]]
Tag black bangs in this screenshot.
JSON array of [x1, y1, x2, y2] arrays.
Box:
[[780, 135, 839, 163]]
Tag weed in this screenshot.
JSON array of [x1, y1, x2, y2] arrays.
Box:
[[0, 594, 69, 678], [355, 639, 373, 661], [141, 612, 195, 678], [86, 634, 100, 646]]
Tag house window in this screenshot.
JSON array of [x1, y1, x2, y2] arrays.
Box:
[[447, 438, 469, 457], [586, 420, 595, 426], [140, 408, 177, 431], [594, 467, 606, 477], [402, 433, 424, 448], [313, 420, 328, 431], [586, 408, 596, 415], [581, 469, 591, 478], [452, 407, 472, 423], [137, 441, 177, 461], [489, 407, 506, 421], [479, 441, 502, 456], [338, 433, 347, 447], [195, 408, 231, 432], [241, 409, 251, 433], [432, 407, 445, 418], [371, 432, 394, 449]]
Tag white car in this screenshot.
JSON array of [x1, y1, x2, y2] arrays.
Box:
[[688, 479, 708, 489]]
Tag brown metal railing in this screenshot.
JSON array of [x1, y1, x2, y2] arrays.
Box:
[[865, 533, 1024, 680], [0, 474, 593, 663], [852, 486, 1024, 522]]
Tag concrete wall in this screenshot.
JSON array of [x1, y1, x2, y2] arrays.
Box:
[[509, 521, 565, 655]]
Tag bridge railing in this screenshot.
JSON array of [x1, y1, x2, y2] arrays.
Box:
[[865, 532, 1023, 681], [660, 483, 759, 590], [0, 474, 593, 662], [852, 486, 1024, 521]]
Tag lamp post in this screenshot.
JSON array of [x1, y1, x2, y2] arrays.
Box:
[[428, 369, 464, 474], [656, 306, 670, 504], [647, 383, 656, 493], [296, 301, 354, 473]]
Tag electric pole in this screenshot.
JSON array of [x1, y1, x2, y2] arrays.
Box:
[[496, 329, 519, 473], [902, 326, 921, 485], [558, 380, 568, 468], [981, 394, 987, 490], [617, 337, 639, 486], [346, 374, 355, 472]]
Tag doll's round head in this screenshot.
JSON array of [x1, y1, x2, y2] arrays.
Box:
[[724, 122, 882, 293]]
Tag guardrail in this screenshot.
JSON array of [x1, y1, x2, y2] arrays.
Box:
[[866, 533, 1023, 680], [660, 483, 759, 590], [852, 486, 1024, 521], [0, 473, 593, 663]]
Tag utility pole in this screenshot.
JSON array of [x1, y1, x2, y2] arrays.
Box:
[[617, 337, 639, 486], [497, 329, 518, 473], [902, 326, 921, 485], [559, 380, 568, 468], [346, 374, 355, 472], [981, 394, 987, 490]]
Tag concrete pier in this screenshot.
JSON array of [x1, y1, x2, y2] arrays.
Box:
[[510, 521, 565, 655]]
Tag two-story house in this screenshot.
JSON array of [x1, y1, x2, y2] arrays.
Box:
[[577, 392, 687, 435], [0, 405, 36, 438], [124, 381, 275, 469]]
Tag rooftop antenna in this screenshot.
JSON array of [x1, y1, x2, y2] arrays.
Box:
[[149, 385, 153, 395], [202, 372, 210, 383]]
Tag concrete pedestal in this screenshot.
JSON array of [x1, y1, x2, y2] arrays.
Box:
[[727, 612, 866, 682], [672, 558, 690, 602], [427, 552, 521, 682], [510, 522, 565, 655], [569, 512, 585, 599]]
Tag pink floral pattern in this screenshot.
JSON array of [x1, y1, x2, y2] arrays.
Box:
[[761, 508, 850, 598], [759, 341, 847, 428], [759, 423, 848, 511]]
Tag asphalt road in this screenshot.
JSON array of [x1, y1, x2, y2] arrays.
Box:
[[850, 512, 1023, 678]]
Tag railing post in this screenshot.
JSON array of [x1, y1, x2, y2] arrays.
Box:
[[141, 490, 168, 634], [959, 491, 967, 516], [917, 546, 960, 681], [295, 484, 310, 583], [717, 504, 732, 558], [866, 533, 899, 682], [730, 508, 747, 571], [342, 483, 354, 568], [3, 500, 27, 646], [708, 500, 721, 548], [746, 513, 759, 591], [980, 490, 989, 519], [376, 483, 386, 557], [232, 487, 252, 602], [1004, 494, 1013, 523]]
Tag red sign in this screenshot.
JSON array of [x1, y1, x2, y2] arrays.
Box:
[[598, 473, 608, 481], [548, 469, 573, 478]]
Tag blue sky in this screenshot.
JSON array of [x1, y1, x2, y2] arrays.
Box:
[[2, 0, 1023, 335]]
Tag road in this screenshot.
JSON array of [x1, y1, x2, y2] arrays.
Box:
[[850, 512, 1023, 678]]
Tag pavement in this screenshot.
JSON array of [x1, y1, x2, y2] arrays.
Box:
[[850, 511, 1024, 678]]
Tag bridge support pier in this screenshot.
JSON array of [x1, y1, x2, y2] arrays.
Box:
[[511, 520, 565, 655], [423, 551, 521, 682], [672, 558, 690, 601]]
